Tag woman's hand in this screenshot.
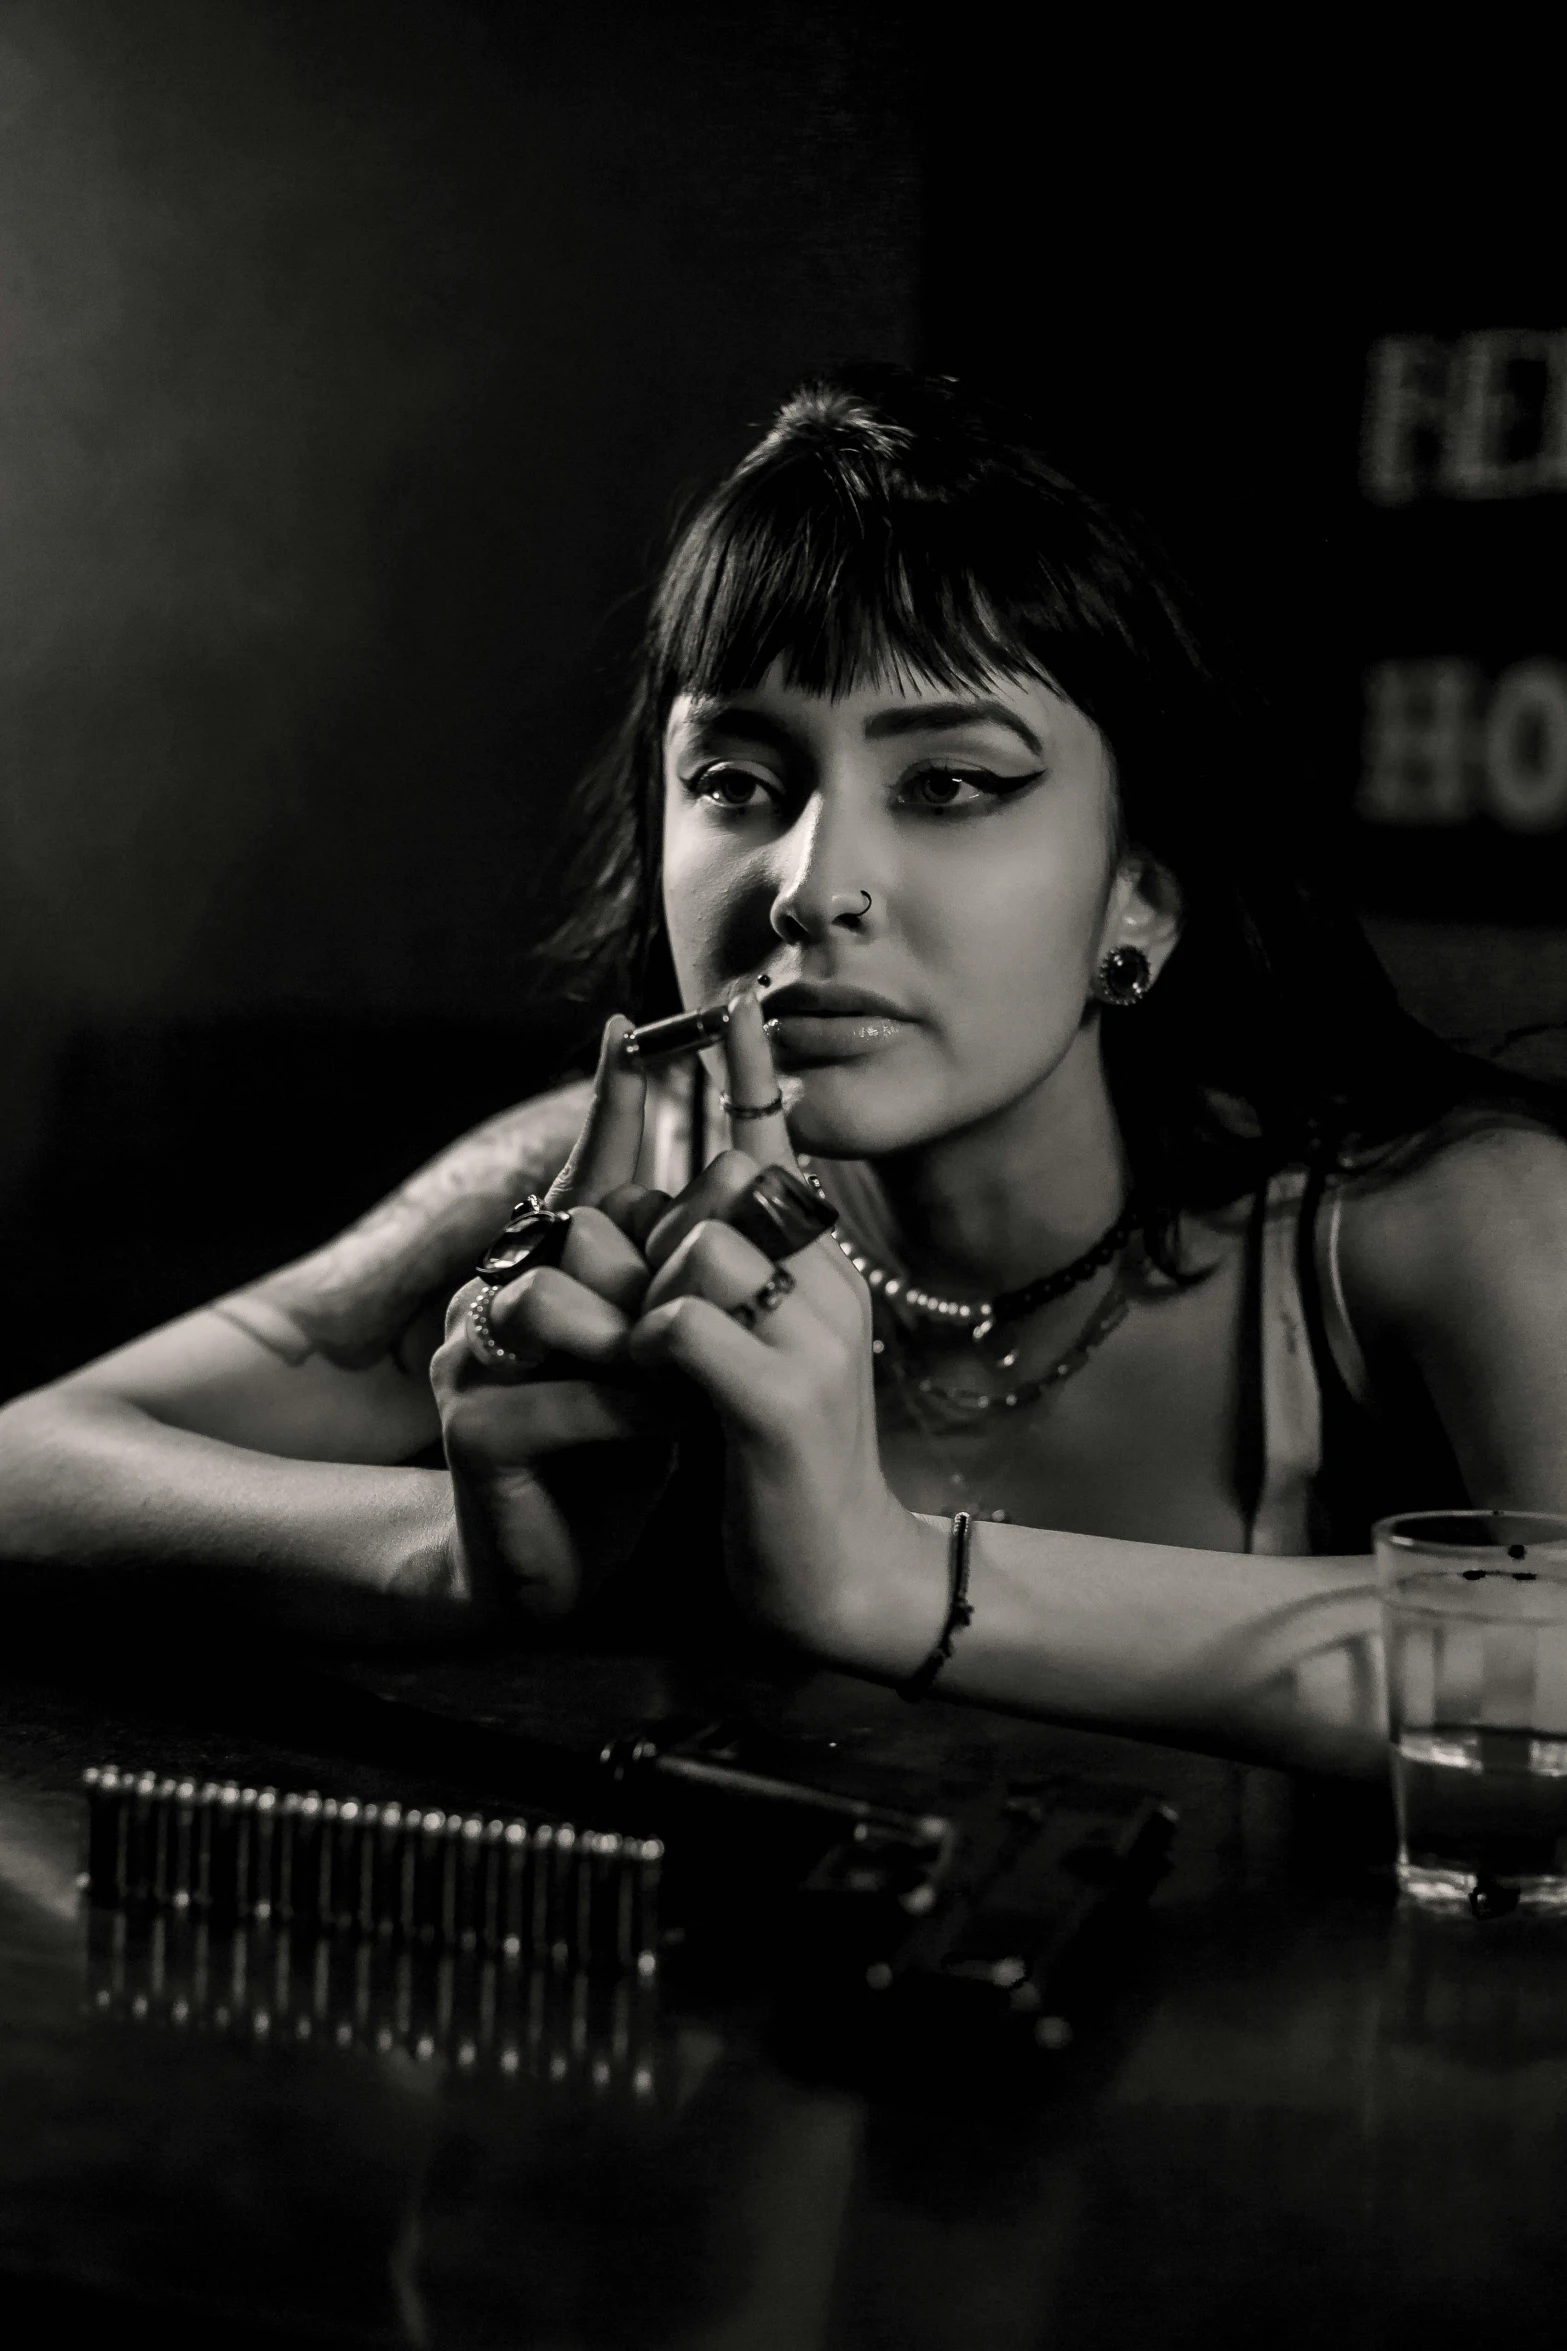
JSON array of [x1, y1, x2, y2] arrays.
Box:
[[625, 990, 943, 1671], [430, 1015, 681, 1622]]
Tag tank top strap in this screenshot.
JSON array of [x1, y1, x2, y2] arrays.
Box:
[[1316, 1181, 1374, 1409], [1243, 1165, 1325, 1555]]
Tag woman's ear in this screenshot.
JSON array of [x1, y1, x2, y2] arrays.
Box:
[[1100, 850, 1183, 977]]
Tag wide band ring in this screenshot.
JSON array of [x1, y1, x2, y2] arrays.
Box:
[[475, 1195, 573, 1284], [719, 1164, 838, 1263], [728, 1263, 796, 1331], [467, 1283, 533, 1376], [721, 1089, 785, 1122]]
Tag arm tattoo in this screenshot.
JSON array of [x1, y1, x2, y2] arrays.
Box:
[[210, 1080, 593, 1373]]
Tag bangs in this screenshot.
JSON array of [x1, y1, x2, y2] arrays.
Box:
[[647, 423, 1091, 714]]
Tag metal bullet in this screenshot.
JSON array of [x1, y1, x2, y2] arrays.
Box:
[[479, 1820, 506, 1952], [412, 1810, 449, 1941], [83, 1764, 130, 1900], [352, 1804, 381, 1934], [371, 1802, 405, 1935], [250, 1788, 279, 1920], [317, 1798, 342, 1925], [233, 1787, 260, 1918], [633, 1838, 663, 1975], [167, 1780, 198, 1910], [499, 1821, 529, 1957], [125, 1770, 161, 1904], [325, 1798, 363, 1930]]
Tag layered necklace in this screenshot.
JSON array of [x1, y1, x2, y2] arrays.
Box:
[[800, 1164, 1142, 1520]]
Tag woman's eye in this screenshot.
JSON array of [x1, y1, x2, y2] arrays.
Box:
[[689, 764, 775, 810], [899, 765, 1034, 811]]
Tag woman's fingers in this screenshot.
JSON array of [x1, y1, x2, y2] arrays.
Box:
[[474, 1264, 633, 1372], [443, 1375, 669, 1469], [642, 1212, 854, 1332], [598, 1183, 673, 1256], [721, 985, 798, 1170], [642, 1214, 776, 1318], [544, 1014, 647, 1210], [715, 986, 862, 1299], [642, 1149, 762, 1273], [558, 1205, 652, 1315], [625, 1295, 784, 1432]]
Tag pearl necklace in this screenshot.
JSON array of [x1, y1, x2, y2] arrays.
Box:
[[797, 1166, 1137, 1528], [799, 1164, 1139, 1346]]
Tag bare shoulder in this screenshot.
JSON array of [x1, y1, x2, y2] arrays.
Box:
[[1336, 1115, 1567, 1342], [219, 1078, 592, 1372]]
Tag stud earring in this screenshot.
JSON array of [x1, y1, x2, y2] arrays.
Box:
[[1094, 945, 1153, 1007]]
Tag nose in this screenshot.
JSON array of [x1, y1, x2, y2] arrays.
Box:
[[769, 798, 879, 947]]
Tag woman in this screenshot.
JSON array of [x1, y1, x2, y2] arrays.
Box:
[[3, 366, 1565, 1775]]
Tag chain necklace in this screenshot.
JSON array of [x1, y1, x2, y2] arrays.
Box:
[[798, 1163, 1139, 1522], [892, 1271, 1131, 1413], [799, 1162, 1138, 1347]]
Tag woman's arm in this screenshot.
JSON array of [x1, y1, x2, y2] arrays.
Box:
[[901, 1125, 1567, 1772], [821, 1516, 1386, 1778], [0, 1081, 592, 1626], [626, 1007, 1567, 1780]]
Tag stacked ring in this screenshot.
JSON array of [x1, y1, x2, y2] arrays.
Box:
[[728, 1264, 796, 1331], [467, 1284, 534, 1375]]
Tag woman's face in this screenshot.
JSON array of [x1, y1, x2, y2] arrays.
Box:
[[661, 660, 1168, 1157]]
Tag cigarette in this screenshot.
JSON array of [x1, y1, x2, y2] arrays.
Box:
[[621, 1002, 732, 1063]]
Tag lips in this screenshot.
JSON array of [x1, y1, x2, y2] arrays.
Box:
[[759, 980, 913, 1068], [760, 982, 910, 1021]]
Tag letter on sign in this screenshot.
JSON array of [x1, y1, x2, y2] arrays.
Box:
[[1358, 661, 1475, 824], [1483, 663, 1567, 832]]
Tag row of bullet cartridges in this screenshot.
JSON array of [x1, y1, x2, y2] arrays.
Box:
[[82, 1766, 663, 1974], [87, 1907, 668, 2094]]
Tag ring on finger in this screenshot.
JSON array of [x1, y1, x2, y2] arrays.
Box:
[[468, 1283, 534, 1376], [721, 1164, 838, 1261], [475, 1196, 573, 1285], [727, 1262, 796, 1332], [721, 1089, 785, 1122]]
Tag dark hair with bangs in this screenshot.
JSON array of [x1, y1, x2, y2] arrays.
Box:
[[530, 363, 1557, 1256]]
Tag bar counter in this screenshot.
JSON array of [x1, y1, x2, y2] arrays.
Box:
[[1, 1630, 1564, 2348]]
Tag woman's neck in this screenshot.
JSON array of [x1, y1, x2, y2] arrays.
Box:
[[862, 1027, 1129, 1300]]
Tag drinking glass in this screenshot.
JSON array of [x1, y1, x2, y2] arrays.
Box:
[[1375, 1509, 1567, 1914]]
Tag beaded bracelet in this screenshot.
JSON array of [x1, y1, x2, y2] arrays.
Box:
[[896, 1511, 975, 1702]]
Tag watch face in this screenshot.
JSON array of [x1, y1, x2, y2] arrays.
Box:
[[475, 1205, 572, 1284]]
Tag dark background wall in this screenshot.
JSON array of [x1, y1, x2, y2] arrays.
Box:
[[2, 9, 1565, 1396], [916, 41, 1567, 1044], [0, 0, 919, 1388]]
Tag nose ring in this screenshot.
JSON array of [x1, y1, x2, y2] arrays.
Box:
[[830, 889, 873, 920]]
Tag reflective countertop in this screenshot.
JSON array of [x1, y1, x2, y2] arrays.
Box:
[[2, 1638, 1564, 2348]]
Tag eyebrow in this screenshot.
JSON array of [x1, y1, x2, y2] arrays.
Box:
[[862, 699, 1044, 756], [680, 697, 1045, 758], [680, 705, 797, 752]]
